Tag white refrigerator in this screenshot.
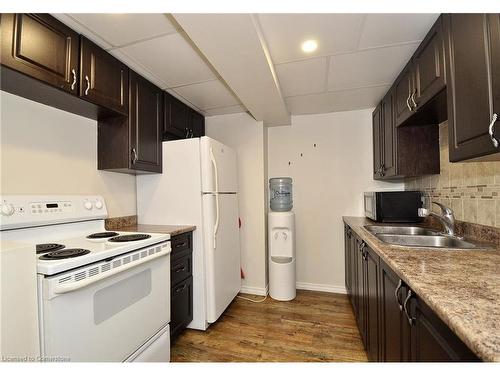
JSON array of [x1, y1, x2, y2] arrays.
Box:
[[136, 137, 241, 330]]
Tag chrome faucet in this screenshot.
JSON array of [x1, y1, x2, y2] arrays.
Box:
[[418, 201, 458, 237]]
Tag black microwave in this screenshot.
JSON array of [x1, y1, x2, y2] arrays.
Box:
[[364, 191, 423, 223]]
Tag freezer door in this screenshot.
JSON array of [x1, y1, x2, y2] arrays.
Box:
[[202, 193, 241, 323], [200, 137, 238, 193]]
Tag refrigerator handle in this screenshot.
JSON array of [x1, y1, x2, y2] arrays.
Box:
[[209, 147, 220, 250]]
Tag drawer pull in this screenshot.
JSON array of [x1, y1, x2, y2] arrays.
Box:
[[403, 289, 416, 326], [84, 75, 90, 95], [175, 242, 187, 248], [395, 279, 403, 311], [70, 68, 77, 90], [174, 265, 186, 273], [488, 113, 499, 148], [175, 283, 187, 293]]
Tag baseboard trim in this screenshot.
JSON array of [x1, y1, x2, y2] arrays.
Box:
[[240, 285, 268, 296], [296, 282, 347, 294]]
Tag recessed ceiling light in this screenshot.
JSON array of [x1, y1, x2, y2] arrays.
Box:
[[301, 40, 318, 53]]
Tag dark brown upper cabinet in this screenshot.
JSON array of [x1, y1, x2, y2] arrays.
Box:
[[1, 14, 79, 94], [372, 104, 383, 178], [163, 91, 205, 141], [98, 71, 162, 174], [80, 36, 129, 115], [393, 64, 415, 127], [191, 111, 206, 138], [373, 91, 434, 181], [444, 14, 500, 162], [164, 92, 190, 139], [413, 17, 446, 109], [373, 94, 396, 179], [129, 71, 163, 173]]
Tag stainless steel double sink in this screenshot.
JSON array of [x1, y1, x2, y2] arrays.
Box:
[[364, 225, 486, 249]]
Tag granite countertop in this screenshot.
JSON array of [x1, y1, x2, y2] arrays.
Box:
[[113, 224, 196, 237], [343, 216, 500, 362]]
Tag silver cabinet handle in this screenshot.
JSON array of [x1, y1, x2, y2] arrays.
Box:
[[84, 75, 90, 95], [488, 113, 499, 148], [190, 129, 194, 138], [410, 90, 417, 111], [403, 289, 415, 326], [131, 148, 138, 164], [70, 68, 77, 90], [395, 279, 403, 311], [185, 128, 189, 138], [406, 93, 412, 111]]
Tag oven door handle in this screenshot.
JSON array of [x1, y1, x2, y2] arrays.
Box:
[[52, 248, 170, 295]]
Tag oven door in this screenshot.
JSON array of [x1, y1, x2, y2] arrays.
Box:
[[39, 244, 170, 362], [364, 192, 377, 221]]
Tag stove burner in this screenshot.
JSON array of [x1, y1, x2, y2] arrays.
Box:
[[39, 248, 91, 260], [36, 243, 65, 254], [87, 231, 119, 239], [108, 234, 151, 242]]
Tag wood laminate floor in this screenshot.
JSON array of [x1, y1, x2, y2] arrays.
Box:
[[171, 290, 368, 362]]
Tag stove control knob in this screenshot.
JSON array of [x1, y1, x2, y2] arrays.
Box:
[[1, 203, 15, 216], [95, 200, 103, 210], [84, 201, 93, 210]]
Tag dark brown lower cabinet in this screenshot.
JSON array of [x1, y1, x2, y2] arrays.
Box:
[[170, 232, 194, 342], [379, 260, 410, 361], [364, 244, 380, 362], [344, 224, 480, 362], [408, 292, 479, 361]]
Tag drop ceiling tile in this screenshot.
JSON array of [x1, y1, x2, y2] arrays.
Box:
[[285, 85, 390, 115], [68, 13, 179, 48], [358, 14, 439, 49], [173, 80, 240, 110], [109, 49, 167, 89], [118, 33, 216, 87], [275, 57, 328, 97], [327, 43, 419, 91], [205, 105, 247, 117], [257, 14, 365, 64]]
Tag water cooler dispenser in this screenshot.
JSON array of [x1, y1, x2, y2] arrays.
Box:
[[268, 178, 296, 301]]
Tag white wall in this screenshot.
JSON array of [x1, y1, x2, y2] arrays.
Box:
[[268, 109, 403, 293], [0, 91, 136, 217], [205, 112, 268, 295]]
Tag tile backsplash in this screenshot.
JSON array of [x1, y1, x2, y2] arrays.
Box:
[[405, 122, 500, 228]]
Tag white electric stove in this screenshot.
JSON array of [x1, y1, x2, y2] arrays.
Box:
[[0, 195, 172, 362]]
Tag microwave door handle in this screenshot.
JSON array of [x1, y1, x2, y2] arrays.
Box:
[[52, 248, 170, 295], [209, 147, 220, 250]]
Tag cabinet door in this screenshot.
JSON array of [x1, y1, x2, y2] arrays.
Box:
[[164, 92, 190, 138], [80, 36, 128, 115], [393, 65, 414, 126], [349, 232, 358, 313], [170, 276, 193, 341], [372, 104, 383, 179], [356, 240, 367, 347], [344, 226, 352, 296], [379, 260, 409, 361], [381, 94, 396, 178], [364, 245, 380, 362], [413, 16, 446, 109], [129, 71, 163, 173], [409, 294, 479, 362], [1, 14, 79, 94], [191, 110, 205, 138], [444, 14, 500, 161]]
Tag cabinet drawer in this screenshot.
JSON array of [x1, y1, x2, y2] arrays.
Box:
[[171, 253, 192, 286], [171, 232, 192, 261], [170, 275, 193, 341]]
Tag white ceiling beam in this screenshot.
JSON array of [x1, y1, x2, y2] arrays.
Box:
[[172, 13, 290, 126]]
